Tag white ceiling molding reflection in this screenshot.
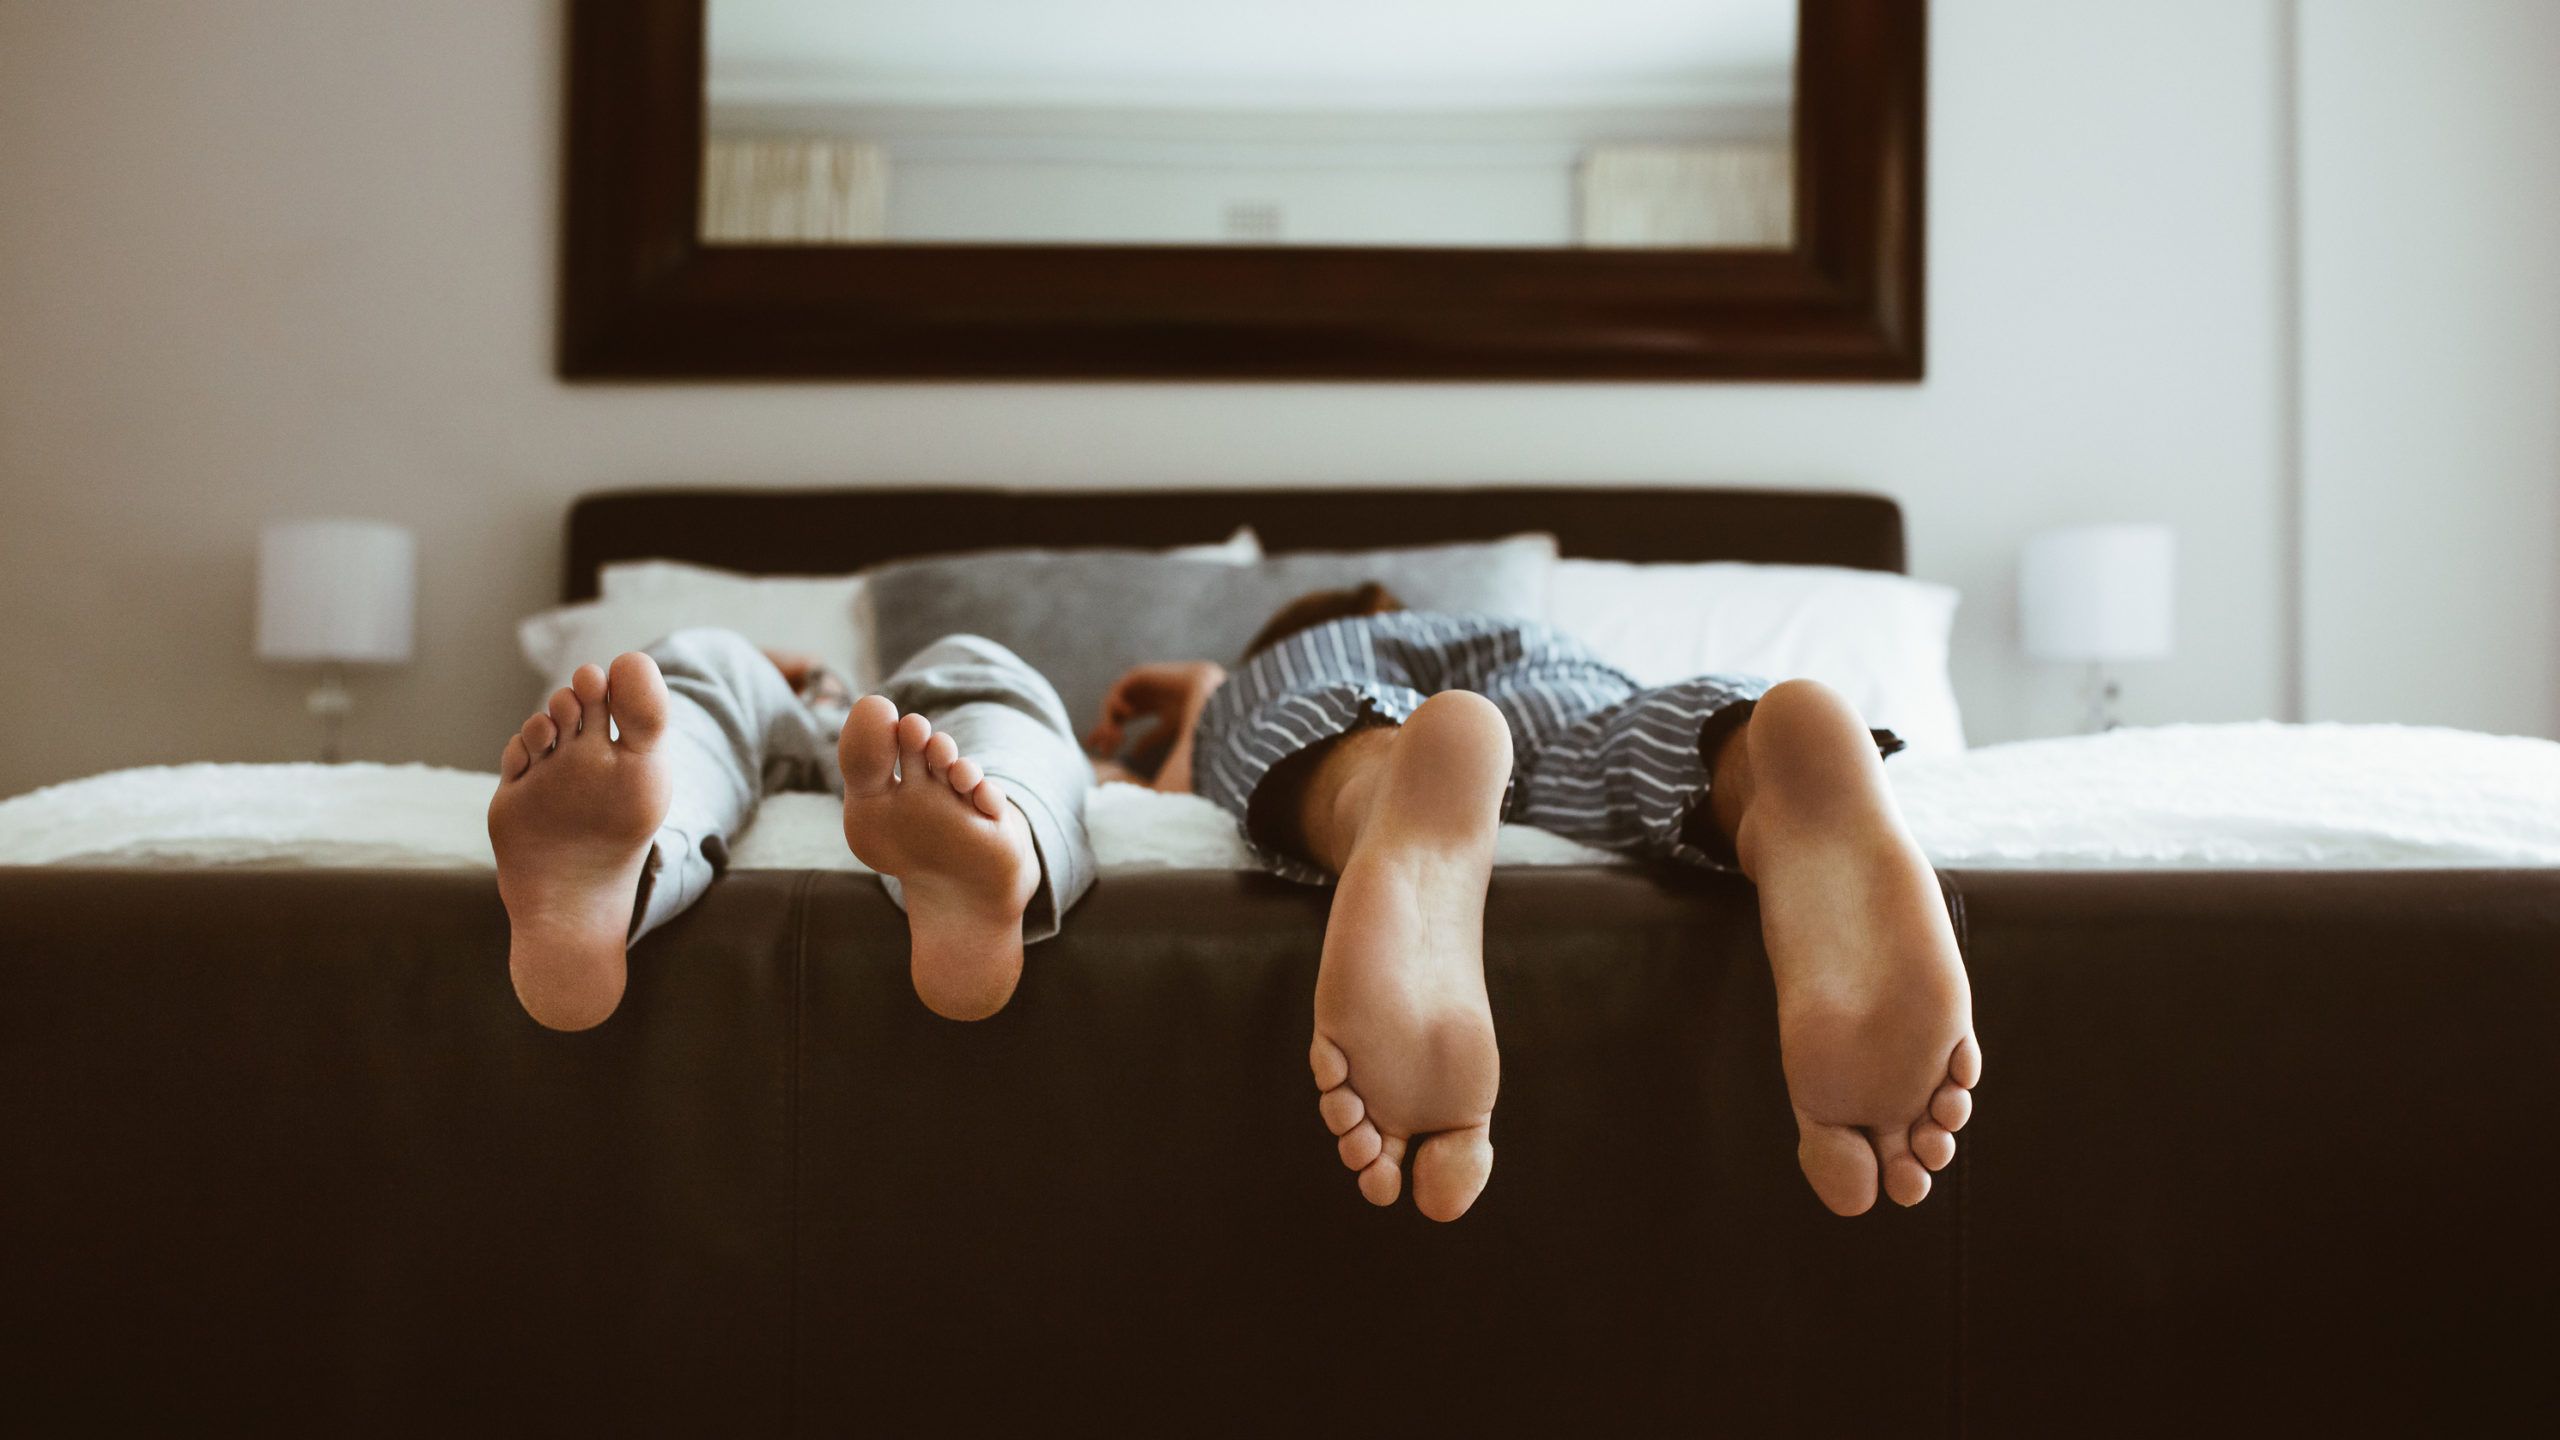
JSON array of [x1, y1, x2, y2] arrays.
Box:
[[707, 0, 1797, 114]]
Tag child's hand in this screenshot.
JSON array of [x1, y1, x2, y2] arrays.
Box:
[[1086, 662, 1226, 760], [762, 648, 820, 687]]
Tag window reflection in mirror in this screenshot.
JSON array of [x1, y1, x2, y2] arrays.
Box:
[[700, 0, 1796, 250]]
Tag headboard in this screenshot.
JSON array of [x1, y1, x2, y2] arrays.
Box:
[[564, 487, 1905, 602]]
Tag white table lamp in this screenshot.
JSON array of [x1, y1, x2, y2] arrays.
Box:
[[2019, 522, 2174, 732], [257, 519, 416, 761]]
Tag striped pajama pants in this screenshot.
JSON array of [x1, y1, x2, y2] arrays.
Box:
[[1191, 612, 1903, 884]]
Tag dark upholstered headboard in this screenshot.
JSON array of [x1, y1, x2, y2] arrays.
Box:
[[562, 487, 1905, 602]]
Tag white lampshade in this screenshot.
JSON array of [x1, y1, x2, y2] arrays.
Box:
[[2018, 523, 2175, 663], [257, 519, 416, 664]]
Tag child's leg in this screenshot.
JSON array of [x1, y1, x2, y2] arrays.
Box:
[[1513, 677, 1979, 1215], [1223, 690, 1512, 1223], [1709, 682, 1978, 1214], [840, 634, 1095, 1021], [1191, 615, 1593, 1221], [644, 629, 848, 933], [489, 627, 836, 1031]]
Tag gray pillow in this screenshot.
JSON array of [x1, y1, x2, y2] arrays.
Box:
[[864, 535, 1558, 734]]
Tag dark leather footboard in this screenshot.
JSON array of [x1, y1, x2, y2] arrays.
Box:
[[3, 865, 2554, 1435], [1951, 869, 2560, 1435]]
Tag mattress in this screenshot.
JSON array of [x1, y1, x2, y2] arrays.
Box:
[[5, 721, 2557, 872]]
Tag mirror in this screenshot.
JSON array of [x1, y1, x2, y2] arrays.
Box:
[[701, 0, 1797, 250], [562, 0, 1920, 380]]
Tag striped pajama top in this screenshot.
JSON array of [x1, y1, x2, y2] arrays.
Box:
[[1191, 612, 1900, 884]]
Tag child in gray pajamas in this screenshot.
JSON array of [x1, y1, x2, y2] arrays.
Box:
[[489, 626, 1095, 1035], [630, 628, 1095, 952]]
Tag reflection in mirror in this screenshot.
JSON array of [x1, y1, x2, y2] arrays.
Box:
[[701, 1, 1796, 250]]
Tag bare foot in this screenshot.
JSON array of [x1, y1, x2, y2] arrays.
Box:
[[839, 695, 1040, 1021], [488, 653, 672, 1032], [1308, 692, 1508, 1223], [1733, 680, 1980, 1215]]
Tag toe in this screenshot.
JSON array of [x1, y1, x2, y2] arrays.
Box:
[[1874, 1129, 1931, 1207], [1951, 1033, 1982, 1089], [1910, 1119, 1956, 1171], [500, 735, 531, 780], [946, 758, 983, 795], [546, 687, 582, 740], [1794, 1108, 1879, 1217], [1358, 1134, 1407, 1207], [838, 696, 901, 794], [520, 713, 557, 755], [1309, 1035, 1349, 1091], [1412, 1125, 1495, 1223], [968, 777, 1008, 819], [571, 663, 611, 738], [606, 652, 668, 751], [894, 713, 932, 773], [1930, 1080, 1972, 1132], [922, 732, 958, 780], [1337, 1118, 1382, 1170], [1318, 1085, 1365, 1136]]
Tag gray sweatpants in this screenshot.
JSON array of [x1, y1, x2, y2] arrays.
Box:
[[629, 627, 1096, 945]]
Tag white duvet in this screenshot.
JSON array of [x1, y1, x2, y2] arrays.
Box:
[[3, 723, 2558, 873]]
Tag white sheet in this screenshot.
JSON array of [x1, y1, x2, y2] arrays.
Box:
[[1884, 722, 2560, 867], [4, 723, 2557, 873]]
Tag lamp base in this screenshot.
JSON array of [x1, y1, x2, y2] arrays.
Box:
[[307, 664, 353, 763], [2080, 662, 2124, 735]]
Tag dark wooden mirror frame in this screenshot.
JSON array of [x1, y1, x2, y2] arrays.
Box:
[[560, 0, 1923, 382]]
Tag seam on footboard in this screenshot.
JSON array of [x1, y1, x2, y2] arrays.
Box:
[[1938, 868, 1971, 1439], [786, 867, 815, 1430], [1953, 1102, 1971, 1437]]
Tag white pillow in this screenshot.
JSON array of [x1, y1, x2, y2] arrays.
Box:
[[518, 527, 1266, 692], [1169, 527, 1266, 567], [591, 564, 875, 685], [1546, 559, 1967, 755], [515, 591, 861, 693]]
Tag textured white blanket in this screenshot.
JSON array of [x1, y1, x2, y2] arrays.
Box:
[[3, 723, 2556, 872]]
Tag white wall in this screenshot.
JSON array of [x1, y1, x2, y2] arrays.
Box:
[[0, 0, 2300, 794], [2298, 0, 2560, 736]]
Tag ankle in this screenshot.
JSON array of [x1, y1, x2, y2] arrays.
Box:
[[1705, 713, 1759, 854], [1728, 724, 1908, 883], [1292, 725, 1395, 873], [1317, 759, 1388, 868]]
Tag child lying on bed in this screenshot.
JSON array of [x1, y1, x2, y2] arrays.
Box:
[[489, 590, 1977, 1225], [490, 628, 1092, 1028]]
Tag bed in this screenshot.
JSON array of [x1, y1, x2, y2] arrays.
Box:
[[4, 488, 2556, 1435]]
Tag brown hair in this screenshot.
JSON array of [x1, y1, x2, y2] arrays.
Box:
[[1242, 581, 1405, 662]]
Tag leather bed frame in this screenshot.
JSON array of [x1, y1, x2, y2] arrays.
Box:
[[3, 488, 2553, 1434]]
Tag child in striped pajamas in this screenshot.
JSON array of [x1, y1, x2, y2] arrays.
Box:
[[1089, 584, 1979, 1225]]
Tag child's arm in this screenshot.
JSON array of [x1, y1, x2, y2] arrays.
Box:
[[1086, 662, 1228, 793], [1150, 665, 1225, 795]]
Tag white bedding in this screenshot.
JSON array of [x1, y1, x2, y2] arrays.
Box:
[[4, 723, 2557, 873]]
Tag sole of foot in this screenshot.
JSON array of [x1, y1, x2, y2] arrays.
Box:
[[1736, 679, 1980, 1215], [1310, 691, 1509, 1223], [838, 695, 1040, 1022], [488, 652, 673, 1032]]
